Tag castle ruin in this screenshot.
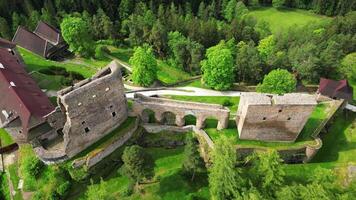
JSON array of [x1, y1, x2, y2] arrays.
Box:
[[34, 61, 128, 162], [236, 93, 317, 142]]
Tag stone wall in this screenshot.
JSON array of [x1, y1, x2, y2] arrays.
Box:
[[236, 93, 317, 142], [132, 94, 230, 130], [57, 61, 128, 158]]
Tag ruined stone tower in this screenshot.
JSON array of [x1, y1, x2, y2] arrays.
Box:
[[35, 61, 128, 162], [236, 93, 317, 142]]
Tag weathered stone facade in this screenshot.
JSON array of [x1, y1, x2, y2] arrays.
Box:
[[35, 61, 128, 162], [131, 94, 230, 130], [236, 93, 317, 142]]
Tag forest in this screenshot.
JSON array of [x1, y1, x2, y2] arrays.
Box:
[[0, 0, 355, 88]]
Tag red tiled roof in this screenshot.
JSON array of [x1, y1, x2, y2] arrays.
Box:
[[0, 41, 54, 135], [318, 78, 353, 101]]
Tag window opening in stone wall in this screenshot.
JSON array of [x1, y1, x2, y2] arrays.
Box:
[[82, 121, 86, 125], [287, 117, 291, 120], [112, 112, 116, 117], [278, 109, 282, 113], [84, 127, 90, 133], [263, 117, 267, 120]]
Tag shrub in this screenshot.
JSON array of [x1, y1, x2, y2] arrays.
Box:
[[95, 45, 110, 60], [223, 99, 233, 107], [22, 156, 45, 178]]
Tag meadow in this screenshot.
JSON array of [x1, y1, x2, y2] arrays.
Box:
[[248, 7, 332, 33]]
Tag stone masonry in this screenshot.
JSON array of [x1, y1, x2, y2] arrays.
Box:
[[236, 93, 317, 142], [131, 94, 230, 130], [35, 61, 128, 161]]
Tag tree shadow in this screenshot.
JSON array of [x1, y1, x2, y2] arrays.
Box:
[[158, 170, 209, 200]]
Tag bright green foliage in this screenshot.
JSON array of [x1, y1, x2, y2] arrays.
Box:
[[256, 69, 297, 94], [20, 155, 45, 179], [249, 150, 285, 197], [201, 41, 235, 90], [28, 10, 41, 30], [209, 136, 245, 200], [86, 179, 114, 200], [340, 52, 356, 81], [130, 45, 158, 87], [60, 17, 94, 57], [257, 35, 276, 61], [95, 45, 110, 60], [182, 135, 205, 181], [122, 145, 155, 184]]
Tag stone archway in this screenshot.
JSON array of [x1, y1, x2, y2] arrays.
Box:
[[184, 115, 197, 126], [141, 108, 156, 123], [161, 111, 176, 125]]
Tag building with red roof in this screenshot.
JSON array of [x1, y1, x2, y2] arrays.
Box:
[[0, 38, 55, 143], [12, 21, 69, 60], [318, 78, 353, 102]]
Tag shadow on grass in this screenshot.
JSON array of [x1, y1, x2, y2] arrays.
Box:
[[158, 170, 209, 200], [312, 112, 356, 163]]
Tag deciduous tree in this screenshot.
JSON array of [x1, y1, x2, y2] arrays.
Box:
[[256, 69, 297, 94], [130, 45, 158, 87], [60, 16, 95, 57], [201, 41, 235, 90], [182, 135, 205, 181]]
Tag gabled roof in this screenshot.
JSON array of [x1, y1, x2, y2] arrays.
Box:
[[34, 21, 63, 45], [0, 38, 16, 49], [318, 78, 353, 101], [0, 38, 54, 135], [12, 26, 47, 57]]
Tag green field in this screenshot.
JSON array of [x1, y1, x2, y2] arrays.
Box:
[[248, 7, 332, 33], [0, 129, 14, 146]]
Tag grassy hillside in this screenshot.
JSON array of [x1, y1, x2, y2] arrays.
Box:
[[248, 7, 332, 33]]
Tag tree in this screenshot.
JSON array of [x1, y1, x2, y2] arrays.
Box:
[[182, 135, 205, 181], [86, 179, 114, 200], [273, 0, 285, 8], [248, 150, 285, 197], [209, 136, 245, 200], [60, 17, 94, 57], [257, 35, 276, 62], [0, 17, 11, 39], [235, 41, 263, 84], [122, 145, 155, 186], [27, 10, 41, 31], [148, 20, 167, 58], [130, 45, 158, 87], [340, 52, 356, 81], [256, 69, 297, 94], [255, 20, 271, 39], [201, 41, 235, 90], [224, 0, 248, 22]]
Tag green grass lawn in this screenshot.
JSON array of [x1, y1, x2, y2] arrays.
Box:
[[248, 7, 332, 33], [163, 96, 240, 115], [7, 163, 23, 200], [19, 48, 96, 78], [82, 147, 209, 200], [0, 129, 14, 146]]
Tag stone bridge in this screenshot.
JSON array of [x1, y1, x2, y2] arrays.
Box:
[[131, 94, 230, 130]]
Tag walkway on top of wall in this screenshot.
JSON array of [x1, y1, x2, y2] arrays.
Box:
[[345, 104, 356, 112]]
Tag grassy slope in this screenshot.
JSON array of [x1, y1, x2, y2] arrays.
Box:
[[108, 47, 191, 85], [248, 7, 332, 33], [0, 173, 11, 200]]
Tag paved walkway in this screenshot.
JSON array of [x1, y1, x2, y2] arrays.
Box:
[[345, 104, 356, 112], [125, 85, 242, 98]]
